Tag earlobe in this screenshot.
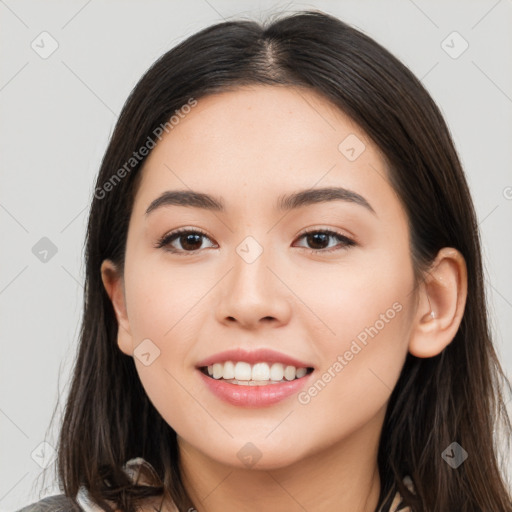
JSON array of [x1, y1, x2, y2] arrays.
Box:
[[408, 248, 468, 358], [100, 259, 134, 357]]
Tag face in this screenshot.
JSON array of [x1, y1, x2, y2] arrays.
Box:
[[106, 86, 419, 470]]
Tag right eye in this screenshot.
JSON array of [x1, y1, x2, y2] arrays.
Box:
[[155, 228, 217, 255]]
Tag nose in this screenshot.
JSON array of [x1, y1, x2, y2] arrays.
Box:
[[215, 244, 292, 330]]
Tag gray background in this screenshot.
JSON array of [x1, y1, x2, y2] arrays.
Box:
[[1, 0, 511, 510]]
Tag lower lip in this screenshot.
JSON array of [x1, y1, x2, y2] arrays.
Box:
[[198, 369, 313, 408]]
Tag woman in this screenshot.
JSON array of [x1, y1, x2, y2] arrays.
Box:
[[19, 9, 512, 512]]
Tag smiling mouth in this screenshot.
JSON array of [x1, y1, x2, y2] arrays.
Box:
[[199, 366, 313, 386]]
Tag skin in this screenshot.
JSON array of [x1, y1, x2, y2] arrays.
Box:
[[101, 85, 467, 512]]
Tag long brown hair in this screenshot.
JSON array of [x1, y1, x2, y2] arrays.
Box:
[[43, 10, 512, 511]]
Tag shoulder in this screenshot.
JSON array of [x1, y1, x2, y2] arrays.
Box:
[[16, 458, 177, 512], [15, 494, 83, 512]]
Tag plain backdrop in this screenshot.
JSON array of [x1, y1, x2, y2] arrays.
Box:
[[1, 0, 511, 510]]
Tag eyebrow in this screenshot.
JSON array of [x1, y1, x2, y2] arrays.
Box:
[[145, 187, 376, 216]]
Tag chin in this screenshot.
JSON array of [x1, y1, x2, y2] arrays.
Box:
[[208, 437, 310, 471]]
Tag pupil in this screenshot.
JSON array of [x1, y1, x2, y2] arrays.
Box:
[[308, 233, 328, 249], [182, 233, 201, 250]]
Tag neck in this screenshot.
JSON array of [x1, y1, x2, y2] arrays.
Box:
[[178, 407, 385, 512]]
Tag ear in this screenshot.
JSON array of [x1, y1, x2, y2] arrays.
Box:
[[100, 259, 134, 357], [408, 248, 468, 358]]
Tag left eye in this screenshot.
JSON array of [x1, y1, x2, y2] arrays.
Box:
[[294, 229, 355, 253], [155, 228, 355, 255]]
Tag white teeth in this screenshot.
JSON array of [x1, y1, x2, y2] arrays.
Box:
[[296, 367, 307, 378], [251, 362, 270, 381], [269, 363, 284, 381], [223, 361, 235, 379], [284, 365, 296, 381], [234, 361, 252, 380], [212, 363, 223, 379], [204, 361, 310, 382]]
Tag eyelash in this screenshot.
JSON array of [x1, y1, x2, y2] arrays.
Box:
[[154, 227, 356, 256]]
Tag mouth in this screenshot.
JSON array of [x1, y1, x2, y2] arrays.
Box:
[[198, 362, 315, 386]]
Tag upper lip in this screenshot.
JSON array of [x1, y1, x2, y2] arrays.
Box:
[[196, 348, 314, 369]]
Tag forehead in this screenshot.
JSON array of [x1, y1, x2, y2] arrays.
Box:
[[147, 85, 368, 163], [133, 85, 397, 219]]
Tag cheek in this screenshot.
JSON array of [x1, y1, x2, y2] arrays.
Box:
[[123, 253, 207, 347], [294, 242, 413, 342], [122, 262, 202, 429], [296, 243, 414, 398], [122, 248, 223, 395], [295, 291, 412, 447]]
